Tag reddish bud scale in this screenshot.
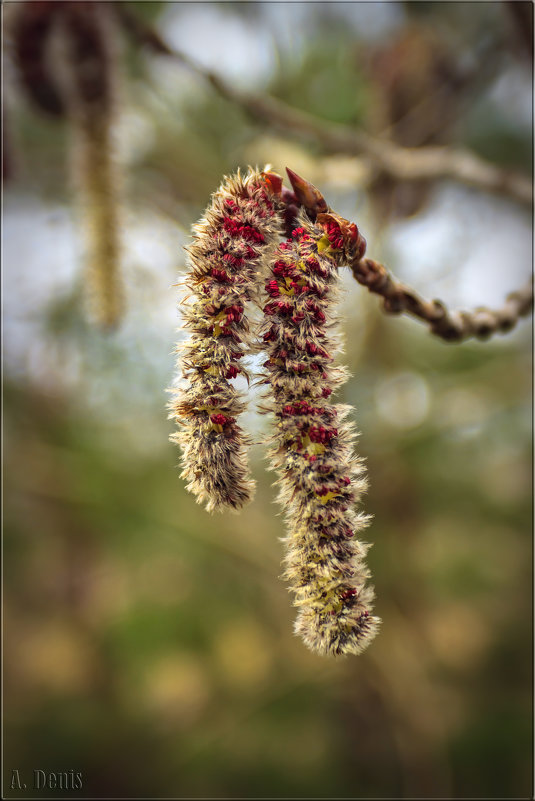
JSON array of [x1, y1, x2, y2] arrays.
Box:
[[259, 210, 380, 656], [169, 168, 284, 512]]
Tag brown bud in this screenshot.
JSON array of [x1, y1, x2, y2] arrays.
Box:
[[286, 168, 329, 218]]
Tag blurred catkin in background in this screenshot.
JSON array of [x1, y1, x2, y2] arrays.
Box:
[[10, 1, 124, 329]]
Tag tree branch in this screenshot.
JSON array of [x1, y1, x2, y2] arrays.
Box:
[[118, 6, 532, 208], [284, 166, 533, 344], [118, 7, 533, 344], [351, 257, 533, 342], [212, 87, 532, 207]]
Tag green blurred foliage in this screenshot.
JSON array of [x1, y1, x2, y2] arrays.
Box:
[[3, 2, 532, 799]]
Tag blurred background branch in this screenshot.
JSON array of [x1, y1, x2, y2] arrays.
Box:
[[116, 4, 532, 207]]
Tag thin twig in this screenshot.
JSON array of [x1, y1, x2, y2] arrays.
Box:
[[118, 6, 532, 207], [351, 257, 533, 343], [285, 166, 533, 344]]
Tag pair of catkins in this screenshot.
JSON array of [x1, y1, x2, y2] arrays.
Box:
[[169, 167, 380, 657]]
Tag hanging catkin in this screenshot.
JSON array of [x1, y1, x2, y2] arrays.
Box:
[[169, 168, 285, 512], [260, 210, 381, 655]]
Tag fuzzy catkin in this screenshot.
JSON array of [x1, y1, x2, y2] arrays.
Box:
[[169, 168, 285, 513], [260, 210, 381, 656]]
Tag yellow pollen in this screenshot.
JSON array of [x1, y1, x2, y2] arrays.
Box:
[[316, 490, 341, 505]]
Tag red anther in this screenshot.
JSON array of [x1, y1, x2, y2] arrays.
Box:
[[223, 253, 243, 268], [310, 363, 318, 370], [273, 261, 289, 277], [308, 427, 319, 442], [225, 366, 239, 379], [277, 301, 292, 314], [282, 404, 294, 416], [306, 342, 318, 355], [309, 455, 317, 462], [211, 267, 232, 282], [225, 305, 242, 323], [263, 302, 276, 316], [340, 587, 357, 602], [279, 241, 292, 251], [315, 485, 330, 496], [267, 279, 280, 297], [309, 425, 337, 444], [224, 198, 237, 211], [292, 227, 306, 238], [223, 218, 265, 244], [222, 217, 239, 236], [322, 387, 332, 398], [263, 328, 276, 342], [210, 413, 228, 425], [292, 312, 305, 324], [278, 349, 288, 358], [246, 226, 264, 244], [306, 256, 328, 278], [324, 221, 344, 250], [317, 212, 363, 256], [339, 477, 351, 486]]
